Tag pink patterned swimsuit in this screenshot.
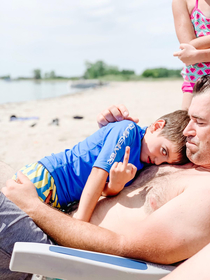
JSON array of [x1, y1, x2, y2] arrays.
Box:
[[181, 0, 210, 86]]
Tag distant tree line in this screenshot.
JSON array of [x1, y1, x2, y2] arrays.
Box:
[[32, 69, 70, 80], [141, 68, 181, 78], [1, 61, 182, 81], [0, 75, 10, 80], [84, 61, 135, 79], [83, 61, 181, 80]]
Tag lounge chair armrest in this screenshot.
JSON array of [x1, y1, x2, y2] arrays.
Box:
[[10, 242, 175, 280]]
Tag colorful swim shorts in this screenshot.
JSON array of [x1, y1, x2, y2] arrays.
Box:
[[13, 162, 60, 208], [182, 81, 195, 93]]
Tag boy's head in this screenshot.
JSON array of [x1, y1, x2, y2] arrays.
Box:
[[140, 110, 190, 165]]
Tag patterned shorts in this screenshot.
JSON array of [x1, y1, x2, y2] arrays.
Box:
[[181, 81, 195, 93], [13, 162, 60, 208]]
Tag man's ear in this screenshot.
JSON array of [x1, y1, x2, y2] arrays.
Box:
[[150, 119, 166, 133]]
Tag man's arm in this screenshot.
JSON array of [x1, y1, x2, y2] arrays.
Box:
[[97, 104, 139, 128], [161, 243, 210, 279], [3, 172, 210, 264], [122, 184, 210, 264], [2, 172, 126, 256]]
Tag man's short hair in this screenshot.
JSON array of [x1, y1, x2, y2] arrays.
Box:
[[158, 110, 190, 165], [193, 75, 210, 96]]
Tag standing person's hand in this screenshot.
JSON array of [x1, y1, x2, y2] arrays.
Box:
[[97, 104, 139, 128], [173, 44, 197, 66]]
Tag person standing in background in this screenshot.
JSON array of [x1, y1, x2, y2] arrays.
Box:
[[173, 0, 210, 110]]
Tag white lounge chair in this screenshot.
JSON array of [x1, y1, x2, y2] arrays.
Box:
[[10, 242, 175, 280]]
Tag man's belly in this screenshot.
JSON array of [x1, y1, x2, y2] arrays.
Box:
[[89, 187, 150, 234]]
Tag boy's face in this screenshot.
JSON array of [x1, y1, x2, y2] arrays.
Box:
[[140, 120, 179, 165]]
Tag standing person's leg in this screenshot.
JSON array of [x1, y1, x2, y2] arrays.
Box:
[[181, 81, 195, 110]]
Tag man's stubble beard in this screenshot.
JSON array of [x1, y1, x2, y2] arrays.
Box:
[[186, 146, 210, 166]]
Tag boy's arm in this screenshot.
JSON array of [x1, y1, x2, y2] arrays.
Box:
[[76, 147, 136, 221], [75, 167, 108, 222]]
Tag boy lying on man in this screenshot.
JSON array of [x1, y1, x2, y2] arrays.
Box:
[[14, 110, 189, 222]]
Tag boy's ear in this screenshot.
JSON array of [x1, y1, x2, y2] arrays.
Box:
[[150, 119, 166, 133]]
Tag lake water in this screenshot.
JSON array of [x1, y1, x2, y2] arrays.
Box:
[[0, 80, 81, 104]]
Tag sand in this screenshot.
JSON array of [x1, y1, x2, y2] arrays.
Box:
[[0, 80, 183, 172]]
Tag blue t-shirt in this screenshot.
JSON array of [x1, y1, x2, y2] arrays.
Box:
[[39, 120, 147, 207]]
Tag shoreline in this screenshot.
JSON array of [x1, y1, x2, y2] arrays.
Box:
[[0, 80, 183, 171]]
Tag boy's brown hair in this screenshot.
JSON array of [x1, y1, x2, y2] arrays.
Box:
[[157, 110, 190, 165]]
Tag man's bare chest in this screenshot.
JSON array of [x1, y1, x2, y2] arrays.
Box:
[[90, 164, 210, 234]]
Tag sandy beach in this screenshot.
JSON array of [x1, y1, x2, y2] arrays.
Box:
[[0, 80, 183, 172]]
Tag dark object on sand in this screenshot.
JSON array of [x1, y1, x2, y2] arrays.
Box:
[[73, 116, 84, 120], [30, 123, 37, 127], [10, 115, 17, 121], [49, 118, 59, 126], [10, 115, 39, 121]]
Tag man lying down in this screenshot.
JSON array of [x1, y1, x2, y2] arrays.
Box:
[[2, 75, 210, 279]]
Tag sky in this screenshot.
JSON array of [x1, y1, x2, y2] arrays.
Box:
[[0, 0, 183, 78]]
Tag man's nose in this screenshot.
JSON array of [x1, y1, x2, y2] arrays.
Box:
[[183, 120, 196, 136]]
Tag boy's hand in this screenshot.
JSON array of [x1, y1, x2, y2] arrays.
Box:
[[97, 105, 139, 128], [2, 171, 41, 216], [104, 147, 137, 196]]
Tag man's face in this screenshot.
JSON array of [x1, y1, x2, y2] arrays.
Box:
[[183, 92, 210, 167]]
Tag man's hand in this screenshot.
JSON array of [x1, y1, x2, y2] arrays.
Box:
[[173, 44, 197, 66], [97, 104, 139, 128], [2, 171, 41, 215], [103, 147, 137, 196]]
